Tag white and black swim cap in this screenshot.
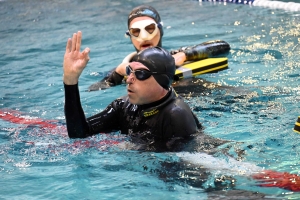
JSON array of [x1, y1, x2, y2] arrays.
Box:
[[133, 47, 175, 89], [128, 5, 163, 47]]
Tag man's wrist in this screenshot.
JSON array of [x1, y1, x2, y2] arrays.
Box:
[[63, 75, 78, 85]]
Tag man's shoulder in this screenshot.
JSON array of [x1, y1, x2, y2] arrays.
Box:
[[158, 98, 193, 125], [165, 89, 191, 112]]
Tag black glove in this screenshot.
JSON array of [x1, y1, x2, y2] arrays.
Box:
[[105, 71, 124, 86]]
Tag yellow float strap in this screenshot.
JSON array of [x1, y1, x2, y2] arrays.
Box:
[[175, 57, 228, 79]]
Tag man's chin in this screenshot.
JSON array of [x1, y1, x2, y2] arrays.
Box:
[[128, 96, 137, 105], [128, 97, 143, 106]]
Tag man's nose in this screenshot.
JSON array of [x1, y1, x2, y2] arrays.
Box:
[[126, 73, 135, 84]]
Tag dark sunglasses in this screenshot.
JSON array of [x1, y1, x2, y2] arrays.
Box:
[[126, 65, 161, 81]]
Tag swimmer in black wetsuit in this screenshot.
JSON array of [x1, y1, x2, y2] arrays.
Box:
[[63, 32, 280, 197], [63, 31, 204, 151], [88, 5, 230, 93]]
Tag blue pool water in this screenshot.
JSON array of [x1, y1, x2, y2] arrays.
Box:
[[1, 0, 300, 199]]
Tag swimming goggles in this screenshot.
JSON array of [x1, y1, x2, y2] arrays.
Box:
[[126, 65, 162, 81], [126, 20, 162, 42]]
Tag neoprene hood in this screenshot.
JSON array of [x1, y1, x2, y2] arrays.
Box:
[[133, 47, 175, 89]]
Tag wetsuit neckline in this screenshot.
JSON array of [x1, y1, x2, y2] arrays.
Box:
[[140, 89, 171, 110]]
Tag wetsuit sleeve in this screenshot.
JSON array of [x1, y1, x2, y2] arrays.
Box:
[[105, 69, 124, 86], [86, 103, 121, 134], [64, 83, 121, 138], [64, 83, 90, 138]]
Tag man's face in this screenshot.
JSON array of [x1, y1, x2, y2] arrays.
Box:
[[126, 62, 165, 105], [129, 16, 161, 51]]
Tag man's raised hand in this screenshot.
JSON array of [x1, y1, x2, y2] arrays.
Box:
[[63, 31, 90, 85]]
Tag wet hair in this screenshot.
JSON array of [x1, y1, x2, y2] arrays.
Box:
[[133, 47, 175, 89], [128, 5, 163, 48]]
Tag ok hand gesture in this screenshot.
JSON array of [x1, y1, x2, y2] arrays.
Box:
[[63, 31, 90, 85]]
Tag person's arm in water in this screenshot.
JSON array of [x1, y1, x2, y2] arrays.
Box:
[[104, 51, 135, 86], [104, 63, 127, 86], [106, 40, 230, 86], [172, 52, 186, 66]]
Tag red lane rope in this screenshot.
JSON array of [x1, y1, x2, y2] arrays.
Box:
[[0, 109, 121, 147], [0, 110, 58, 129], [2, 110, 300, 191], [252, 170, 300, 192]]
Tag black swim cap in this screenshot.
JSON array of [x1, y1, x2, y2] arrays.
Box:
[[128, 5, 163, 47], [132, 47, 175, 89]]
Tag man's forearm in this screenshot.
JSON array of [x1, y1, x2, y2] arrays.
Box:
[[64, 83, 90, 138]]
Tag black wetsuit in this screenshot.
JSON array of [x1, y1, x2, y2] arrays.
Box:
[[64, 84, 202, 151], [64, 84, 241, 191]]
